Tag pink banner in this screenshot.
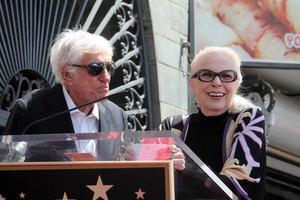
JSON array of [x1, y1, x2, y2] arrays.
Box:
[[193, 0, 300, 62]]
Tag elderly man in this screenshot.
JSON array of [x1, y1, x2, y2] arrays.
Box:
[[5, 29, 127, 135], [4, 29, 127, 161]]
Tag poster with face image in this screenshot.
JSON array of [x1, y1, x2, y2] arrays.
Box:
[[192, 0, 300, 63]]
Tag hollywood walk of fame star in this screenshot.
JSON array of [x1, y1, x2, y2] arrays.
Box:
[[135, 188, 145, 200], [62, 192, 69, 200], [87, 176, 113, 200], [0, 194, 6, 200], [55, 192, 76, 200], [19, 192, 26, 198]]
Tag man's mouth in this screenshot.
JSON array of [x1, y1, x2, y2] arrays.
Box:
[[98, 86, 109, 91]]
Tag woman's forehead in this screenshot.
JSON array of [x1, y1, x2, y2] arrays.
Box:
[[192, 51, 239, 73]]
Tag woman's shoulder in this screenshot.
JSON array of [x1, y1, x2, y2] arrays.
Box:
[[159, 114, 190, 131], [230, 95, 263, 114], [235, 106, 264, 118], [166, 114, 189, 121], [230, 107, 265, 135]]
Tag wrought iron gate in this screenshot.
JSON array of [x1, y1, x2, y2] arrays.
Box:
[[0, 0, 150, 132]]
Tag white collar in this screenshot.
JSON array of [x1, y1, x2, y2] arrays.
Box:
[[62, 86, 99, 119]]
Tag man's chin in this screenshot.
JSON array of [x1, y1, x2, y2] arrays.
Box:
[[99, 97, 108, 102], [98, 94, 109, 101]]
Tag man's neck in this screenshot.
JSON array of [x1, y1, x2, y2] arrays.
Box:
[[79, 105, 94, 116], [62, 85, 95, 116]]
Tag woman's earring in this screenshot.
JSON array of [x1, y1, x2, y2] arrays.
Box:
[[194, 97, 199, 108]]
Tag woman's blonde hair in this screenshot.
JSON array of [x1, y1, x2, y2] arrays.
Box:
[[190, 46, 242, 84]]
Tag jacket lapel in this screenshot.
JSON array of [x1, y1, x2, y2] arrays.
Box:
[[97, 102, 110, 132], [45, 84, 74, 133]]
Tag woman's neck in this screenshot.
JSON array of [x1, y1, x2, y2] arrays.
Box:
[[199, 108, 228, 117]]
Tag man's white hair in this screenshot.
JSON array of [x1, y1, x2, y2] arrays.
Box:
[[50, 29, 113, 84]]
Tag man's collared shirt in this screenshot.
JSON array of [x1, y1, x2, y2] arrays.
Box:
[[62, 86, 99, 157]]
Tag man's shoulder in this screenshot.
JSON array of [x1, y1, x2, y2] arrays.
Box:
[[97, 100, 127, 131], [22, 84, 51, 96], [23, 84, 61, 102], [100, 99, 120, 107], [98, 100, 124, 112]]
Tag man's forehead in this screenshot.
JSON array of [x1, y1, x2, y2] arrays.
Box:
[[80, 52, 111, 61]]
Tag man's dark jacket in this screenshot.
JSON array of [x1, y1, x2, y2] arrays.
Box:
[[4, 84, 127, 161]]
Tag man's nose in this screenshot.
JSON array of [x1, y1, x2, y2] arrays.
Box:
[[98, 69, 111, 82]]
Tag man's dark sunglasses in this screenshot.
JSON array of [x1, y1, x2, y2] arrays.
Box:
[[69, 61, 115, 76], [191, 69, 238, 83]]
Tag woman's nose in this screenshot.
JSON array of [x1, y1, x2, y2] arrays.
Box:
[[211, 75, 222, 86]]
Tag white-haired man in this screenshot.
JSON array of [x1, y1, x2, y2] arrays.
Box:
[[4, 29, 127, 160]]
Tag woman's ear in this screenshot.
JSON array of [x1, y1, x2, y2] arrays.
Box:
[[188, 78, 196, 96]]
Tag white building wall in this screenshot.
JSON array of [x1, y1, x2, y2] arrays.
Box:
[[148, 0, 190, 121]]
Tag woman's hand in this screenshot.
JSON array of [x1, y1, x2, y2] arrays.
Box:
[[123, 144, 137, 160], [169, 145, 185, 171], [123, 144, 186, 171]]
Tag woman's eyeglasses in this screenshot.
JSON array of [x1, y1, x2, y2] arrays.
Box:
[[69, 61, 115, 76], [192, 69, 238, 83]]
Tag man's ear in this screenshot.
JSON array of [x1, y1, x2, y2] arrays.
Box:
[[61, 65, 74, 85]]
